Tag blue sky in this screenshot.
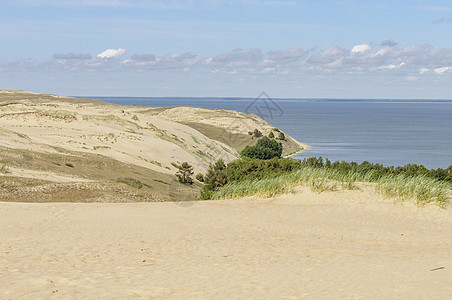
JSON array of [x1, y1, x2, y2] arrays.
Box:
[[1, 0, 452, 98]]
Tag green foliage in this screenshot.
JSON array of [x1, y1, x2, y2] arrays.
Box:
[[196, 173, 204, 182], [201, 155, 451, 207], [268, 131, 275, 139], [200, 157, 301, 199], [117, 177, 143, 189], [208, 167, 450, 207], [241, 137, 283, 160], [176, 162, 194, 184], [277, 132, 285, 140], [301, 156, 452, 184]]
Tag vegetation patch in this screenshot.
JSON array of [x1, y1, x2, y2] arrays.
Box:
[[150, 160, 162, 167], [93, 145, 111, 150], [191, 135, 200, 144], [241, 137, 282, 160], [200, 156, 452, 207], [117, 177, 143, 189]]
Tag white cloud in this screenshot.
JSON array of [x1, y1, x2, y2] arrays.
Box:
[[97, 48, 127, 59], [351, 44, 372, 54], [378, 62, 405, 70], [434, 66, 451, 74], [308, 45, 348, 64], [5, 43, 452, 79]]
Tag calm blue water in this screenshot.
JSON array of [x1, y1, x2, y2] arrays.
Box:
[[85, 97, 452, 169]]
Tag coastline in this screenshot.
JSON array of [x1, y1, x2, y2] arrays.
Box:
[[283, 140, 311, 158]]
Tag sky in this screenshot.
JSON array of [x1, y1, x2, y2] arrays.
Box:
[[1, 0, 452, 98]]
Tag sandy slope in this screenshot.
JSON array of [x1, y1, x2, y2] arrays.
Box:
[[1, 90, 305, 202], [1, 188, 451, 299]]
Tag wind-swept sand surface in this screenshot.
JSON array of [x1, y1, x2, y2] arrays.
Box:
[[1, 188, 451, 299]]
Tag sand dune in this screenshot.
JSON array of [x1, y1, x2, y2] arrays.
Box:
[[1, 187, 451, 299], [0, 90, 305, 202]]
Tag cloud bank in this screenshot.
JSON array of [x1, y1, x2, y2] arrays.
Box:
[[3, 43, 452, 78]]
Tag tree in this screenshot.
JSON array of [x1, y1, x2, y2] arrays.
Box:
[[240, 137, 283, 160], [268, 131, 275, 139], [176, 162, 194, 184]]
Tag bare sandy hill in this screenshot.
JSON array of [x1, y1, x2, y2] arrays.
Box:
[[0, 90, 305, 202], [1, 187, 451, 299]]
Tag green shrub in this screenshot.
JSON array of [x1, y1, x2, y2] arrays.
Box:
[[241, 137, 283, 160], [200, 157, 301, 197]]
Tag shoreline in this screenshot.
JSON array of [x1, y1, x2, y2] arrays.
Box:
[[283, 140, 311, 158]]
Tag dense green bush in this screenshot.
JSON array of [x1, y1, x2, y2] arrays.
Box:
[[241, 137, 283, 160]]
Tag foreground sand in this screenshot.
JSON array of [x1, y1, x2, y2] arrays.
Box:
[[1, 188, 451, 299]]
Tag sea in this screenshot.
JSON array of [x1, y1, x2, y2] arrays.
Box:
[[85, 97, 452, 169]]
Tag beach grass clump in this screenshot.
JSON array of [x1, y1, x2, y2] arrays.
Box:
[[210, 168, 352, 200], [376, 174, 450, 207]]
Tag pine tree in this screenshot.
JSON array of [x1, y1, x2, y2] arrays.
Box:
[[176, 162, 194, 184]]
